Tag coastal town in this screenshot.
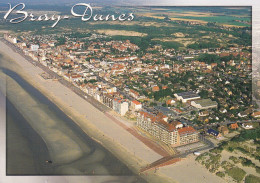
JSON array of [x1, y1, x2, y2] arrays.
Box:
[[3, 31, 258, 151], [1, 3, 260, 183]]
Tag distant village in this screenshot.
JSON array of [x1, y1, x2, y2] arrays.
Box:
[[4, 32, 258, 147]]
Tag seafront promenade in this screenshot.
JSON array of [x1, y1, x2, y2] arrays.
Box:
[[1, 38, 170, 157], [1, 39, 169, 156], [0, 39, 226, 183], [0, 39, 176, 183]]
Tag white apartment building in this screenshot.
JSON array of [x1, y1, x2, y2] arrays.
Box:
[[113, 99, 129, 116]]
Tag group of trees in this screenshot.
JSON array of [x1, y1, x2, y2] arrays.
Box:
[[197, 53, 221, 63], [67, 32, 92, 39], [153, 88, 172, 101], [84, 79, 97, 84], [232, 127, 260, 142], [55, 37, 66, 46], [110, 35, 183, 51]]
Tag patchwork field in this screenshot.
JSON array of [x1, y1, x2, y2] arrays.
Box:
[[136, 7, 251, 27], [96, 29, 147, 37], [89, 21, 174, 28]]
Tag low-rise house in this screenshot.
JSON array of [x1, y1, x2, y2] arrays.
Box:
[[152, 86, 160, 92], [220, 108, 227, 113], [131, 100, 142, 111], [166, 99, 175, 106], [218, 126, 229, 135], [238, 111, 248, 118], [129, 89, 140, 99], [199, 111, 209, 117], [242, 123, 253, 129], [229, 123, 239, 130], [207, 129, 222, 138], [251, 111, 260, 118]]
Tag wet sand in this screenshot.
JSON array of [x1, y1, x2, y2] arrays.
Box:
[[6, 99, 52, 175], [0, 37, 227, 182], [1, 67, 138, 177], [0, 40, 174, 183]]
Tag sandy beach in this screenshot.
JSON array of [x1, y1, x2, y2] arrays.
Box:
[[0, 38, 227, 183], [0, 40, 173, 183], [0, 61, 146, 182]]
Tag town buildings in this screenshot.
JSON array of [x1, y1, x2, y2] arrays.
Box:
[[174, 91, 201, 103], [207, 129, 222, 138], [137, 111, 199, 147], [4, 34, 17, 43], [191, 99, 218, 110], [113, 98, 129, 116], [131, 100, 142, 111], [3, 31, 253, 150]]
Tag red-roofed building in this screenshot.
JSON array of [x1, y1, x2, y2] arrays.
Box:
[[177, 126, 199, 145], [129, 89, 140, 99], [166, 99, 175, 106], [162, 86, 168, 90], [252, 111, 260, 118], [131, 100, 142, 111], [152, 86, 160, 92], [229, 123, 239, 130], [137, 111, 199, 146], [113, 98, 129, 116]]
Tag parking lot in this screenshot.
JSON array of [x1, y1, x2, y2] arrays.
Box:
[[176, 141, 205, 154]]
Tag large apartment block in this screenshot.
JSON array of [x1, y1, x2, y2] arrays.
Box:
[[102, 94, 114, 109], [113, 98, 129, 116], [137, 111, 199, 147]]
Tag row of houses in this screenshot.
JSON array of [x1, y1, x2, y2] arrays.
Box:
[[81, 84, 143, 116], [4, 34, 17, 44], [207, 122, 255, 139], [137, 111, 199, 147]]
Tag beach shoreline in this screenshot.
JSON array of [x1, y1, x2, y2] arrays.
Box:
[[0, 40, 174, 183], [0, 38, 226, 183]]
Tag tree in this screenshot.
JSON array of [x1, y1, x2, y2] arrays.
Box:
[[199, 90, 209, 98], [197, 53, 220, 64], [56, 37, 66, 46]]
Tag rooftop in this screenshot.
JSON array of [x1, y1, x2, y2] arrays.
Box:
[[193, 99, 218, 107], [132, 100, 141, 105], [176, 91, 200, 99], [177, 126, 197, 136]]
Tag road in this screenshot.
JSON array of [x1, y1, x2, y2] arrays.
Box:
[[1, 38, 111, 113], [94, 71, 154, 113], [203, 119, 260, 129], [2, 38, 170, 160], [140, 134, 215, 173], [4, 37, 258, 159]]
